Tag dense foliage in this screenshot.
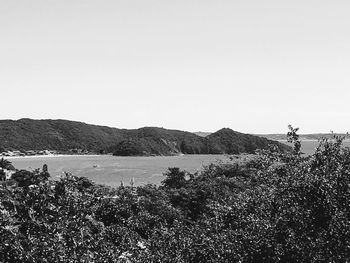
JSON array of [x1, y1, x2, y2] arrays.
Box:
[[109, 127, 209, 156], [207, 128, 289, 154], [0, 129, 349, 262], [0, 119, 290, 155]]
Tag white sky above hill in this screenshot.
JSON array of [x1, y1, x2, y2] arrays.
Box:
[[1, 0, 349, 134]]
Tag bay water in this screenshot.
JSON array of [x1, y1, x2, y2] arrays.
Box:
[[9, 140, 350, 187], [10, 154, 229, 187]]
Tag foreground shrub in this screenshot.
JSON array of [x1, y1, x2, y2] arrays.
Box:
[[0, 128, 349, 262]]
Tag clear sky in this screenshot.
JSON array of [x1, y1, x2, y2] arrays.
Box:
[[1, 0, 349, 134]]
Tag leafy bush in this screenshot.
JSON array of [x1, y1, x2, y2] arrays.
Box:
[[0, 127, 349, 262]]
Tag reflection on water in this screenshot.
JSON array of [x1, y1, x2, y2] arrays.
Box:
[[10, 155, 229, 187]]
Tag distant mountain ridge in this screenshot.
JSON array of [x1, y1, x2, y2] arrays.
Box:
[[0, 119, 291, 155], [196, 131, 350, 141], [259, 133, 350, 141]]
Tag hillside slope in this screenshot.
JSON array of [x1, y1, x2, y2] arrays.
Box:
[[207, 128, 290, 154], [0, 119, 126, 152], [0, 119, 291, 155], [108, 127, 209, 156]]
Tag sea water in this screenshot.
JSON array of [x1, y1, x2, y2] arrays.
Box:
[[9, 140, 350, 187], [278, 140, 350, 155], [10, 155, 229, 187]]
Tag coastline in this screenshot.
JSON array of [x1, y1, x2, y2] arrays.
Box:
[[4, 154, 109, 159], [277, 139, 350, 142], [4, 153, 228, 160]]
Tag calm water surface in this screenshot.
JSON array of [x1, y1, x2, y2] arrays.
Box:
[[10, 140, 350, 186], [10, 155, 229, 187], [279, 140, 350, 155]]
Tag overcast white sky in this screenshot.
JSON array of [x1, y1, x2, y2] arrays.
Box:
[[1, 0, 349, 134]]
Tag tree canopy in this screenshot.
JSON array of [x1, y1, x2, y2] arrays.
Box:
[[0, 129, 349, 262]]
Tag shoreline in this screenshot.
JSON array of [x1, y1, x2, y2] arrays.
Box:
[[277, 139, 350, 142], [4, 154, 108, 159], [4, 153, 230, 160]]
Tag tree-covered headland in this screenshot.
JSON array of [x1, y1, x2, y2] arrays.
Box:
[[0, 119, 290, 156], [0, 127, 349, 262]]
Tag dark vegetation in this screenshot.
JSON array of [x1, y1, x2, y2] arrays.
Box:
[[206, 128, 286, 154], [0, 127, 349, 262], [0, 119, 290, 155]]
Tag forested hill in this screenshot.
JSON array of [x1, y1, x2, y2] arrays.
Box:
[[0, 119, 291, 155], [207, 128, 290, 154]]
